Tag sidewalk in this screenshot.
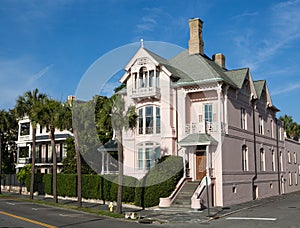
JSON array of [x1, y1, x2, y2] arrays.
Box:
[[2, 190, 300, 225]]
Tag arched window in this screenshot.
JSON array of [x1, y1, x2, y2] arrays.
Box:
[[137, 142, 161, 171], [138, 106, 160, 135], [242, 145, 248, 171], [139, 67, 147, 88]]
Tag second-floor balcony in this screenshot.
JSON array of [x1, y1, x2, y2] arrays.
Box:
[[18, 157, 31, 164], [185, 122, 227, 135], [17, 157, 63, 165], [131, 87, 161, 99]]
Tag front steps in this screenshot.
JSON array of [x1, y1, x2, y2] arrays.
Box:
[[171, 181, 199, 208]]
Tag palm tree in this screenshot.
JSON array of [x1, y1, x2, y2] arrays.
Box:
[[15, 89, 47, 199], [37, 98, 67, 203], [66, 97, 83, 207], [279, 115, 299, 139], [110, 94, 137, 214]]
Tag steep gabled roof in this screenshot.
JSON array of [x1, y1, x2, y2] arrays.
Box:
[[253, 80, 266, 99], [225, 68, 249, 88], [253, 80, 280, 112], [169, 50, 237, 87]]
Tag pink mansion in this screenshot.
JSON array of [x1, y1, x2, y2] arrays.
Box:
[[119, 18, 300, 208]]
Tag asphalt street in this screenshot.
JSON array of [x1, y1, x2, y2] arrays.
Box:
[[1, 191, 300, 227], [0, 197, 160, 228]]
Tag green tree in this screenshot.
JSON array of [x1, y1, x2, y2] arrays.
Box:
[[15, 89, 47, 199], [279, 115, 300, 140], [0, 109, 17, 177], [110, 94, 137, 213], [36, 98, 67, 203], [62, 138, 95, 174], [95, 95, 113, 144], [16, 164, 31, 185]]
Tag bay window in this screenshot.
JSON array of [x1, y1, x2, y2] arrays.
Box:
[[138, 106, 160, 135]]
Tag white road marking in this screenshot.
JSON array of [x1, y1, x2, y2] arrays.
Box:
[[32, 208, 50, 210], [59, 213, 84, 217], [6, 202, 15, 205], [226, 217, 277, 221]]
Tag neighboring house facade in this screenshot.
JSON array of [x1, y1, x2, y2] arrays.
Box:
[[15, 115, 73, 174], [119, 18, 300, 207]]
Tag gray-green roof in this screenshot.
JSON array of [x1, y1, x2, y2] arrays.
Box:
[[179, 133, 218, 146], [169, 50, 237, 87], [253, 80, 266, 99], [98, 140, 118, 152], [225, 68, 249, 89]]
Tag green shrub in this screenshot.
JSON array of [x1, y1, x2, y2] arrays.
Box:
[[110, 175, 139, 203], [135, 156, 183, 207], [57, 174, 77, 197], [82, 174, 101, 199], [17, 165, 31, 185], [25, 173, 44, 194], [43, 174, 52, 195], [101, 174, 118, 201]]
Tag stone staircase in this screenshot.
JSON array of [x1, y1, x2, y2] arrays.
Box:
[[171, 181, 200, 208]]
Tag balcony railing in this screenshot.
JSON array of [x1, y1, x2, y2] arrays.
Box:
[[185, 122, 227, 135], [131, 87, 160, 99], [18, 157, 31, 164], [19, 135, 31, 142]]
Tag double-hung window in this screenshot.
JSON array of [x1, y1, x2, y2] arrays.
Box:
[[260, 148, 266, 171], [137, 142, 161, 171], [242, 145, 248, 171], [241, 108, 247, 130]]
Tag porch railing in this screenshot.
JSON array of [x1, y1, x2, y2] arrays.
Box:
[[185, 122, 227, 135]]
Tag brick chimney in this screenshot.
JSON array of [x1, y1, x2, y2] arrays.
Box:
[[212, 53, 226, 68], [188, 18, 204, 55]]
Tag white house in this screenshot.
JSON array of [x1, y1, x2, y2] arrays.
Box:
[[15, 115, 73, 174]]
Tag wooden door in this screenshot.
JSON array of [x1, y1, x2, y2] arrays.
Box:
[[196, 151, 206, 180]]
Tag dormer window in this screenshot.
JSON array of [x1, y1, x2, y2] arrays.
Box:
[[132, 65, 160, 99]]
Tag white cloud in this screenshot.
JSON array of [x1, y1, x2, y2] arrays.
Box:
[[0, 57, 53, 110], [232, 11, 258, 20], [272, 82, 300, 96]]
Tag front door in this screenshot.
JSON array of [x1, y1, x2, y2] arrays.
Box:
[[196, 151, 206, 180]]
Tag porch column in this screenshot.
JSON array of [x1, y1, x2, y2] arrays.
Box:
[[106, 153, 109, 173], [177, 89, 186, 140], [101, 151, 104, 175], [217, 84, 222, 134], [224, 85, 229, 133]]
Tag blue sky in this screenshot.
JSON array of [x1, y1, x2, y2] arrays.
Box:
[[1, 0, 300, 122]]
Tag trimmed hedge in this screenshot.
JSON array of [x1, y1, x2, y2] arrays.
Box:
[[135, 156, 183, 208], [43, 174, 52, 195], [42, 173, 138, 203], [41, 156, 182, 206], [110, 175, 139, 203], [25, 173, 44, 194], [57, 174, 77, 197]]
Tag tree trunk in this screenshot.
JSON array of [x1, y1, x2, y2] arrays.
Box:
[[30, 128, 36, 199], [74, 128, 82, 208], [116, 130, 123, 214], [51, 129, 57, 203]]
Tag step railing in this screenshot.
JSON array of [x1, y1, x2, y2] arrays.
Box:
[[159, 177, 192, 207], [191, 177, 209, 210]]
